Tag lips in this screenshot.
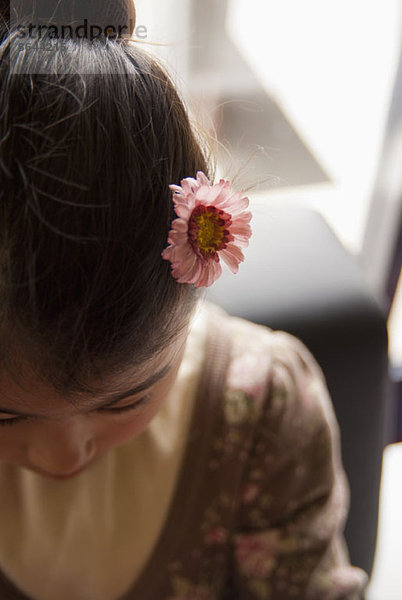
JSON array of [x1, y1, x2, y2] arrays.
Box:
[[30, 463, 90, 480], [15, 454, 101, 480], [44, 467, 87, 479]]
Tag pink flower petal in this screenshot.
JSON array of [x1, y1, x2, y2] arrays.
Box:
[[174, 203, 192, 220], [219, 248, 240, 274], [171, 218, 188, 233], [173, 242, 196, 266], [172, 255, 197, 282], [216, 193, 249, 213], [169, 184, 184, 195], [186, 258, 204, 284], [234, 211, 253, 224], [225, 243, 245, 262], [219, 243, 246, 273], [230, 222, 253, 236], [195, 259, 222, 287], [196, 183, 224, 205], [181, 178, 198, 195], [209, 184, 232, 207], [209, 260, 223, 286], [174, 197, 196, 216], [167, 230, 187, 246], [231, 235, 251, 249], [161, 246, 173, 260], [164, 240, 193, 267], [211, 259, 223, 283], [196, 171, 211, 186]]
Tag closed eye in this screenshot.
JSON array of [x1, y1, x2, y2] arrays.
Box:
[[0, 395, 152, 427], [97, 394, 151, 414]]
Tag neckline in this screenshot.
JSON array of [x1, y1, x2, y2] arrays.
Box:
[[0, 302, 231, 600]]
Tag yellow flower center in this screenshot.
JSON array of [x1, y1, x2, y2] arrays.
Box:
[[188, 205, 231, 258]]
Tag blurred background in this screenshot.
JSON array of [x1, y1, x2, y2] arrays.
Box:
[[133, 1, 401, 598]]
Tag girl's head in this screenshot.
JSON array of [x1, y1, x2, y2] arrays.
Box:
[[0, 1, 214, 477]]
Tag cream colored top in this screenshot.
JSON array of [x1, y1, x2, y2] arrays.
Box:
[[0, 300, 210, 600]]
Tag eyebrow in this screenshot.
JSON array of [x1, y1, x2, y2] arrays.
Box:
[[0, 362, 173, 417]]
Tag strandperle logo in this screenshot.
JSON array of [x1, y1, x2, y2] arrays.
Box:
[[15, 19, 148, 41], [10, 18, 149, 73], [10, 0, 149, 73]]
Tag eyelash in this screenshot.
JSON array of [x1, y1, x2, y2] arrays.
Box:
[[0, 394, 151, 428]]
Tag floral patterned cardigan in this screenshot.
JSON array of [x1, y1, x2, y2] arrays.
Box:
[[0, 301, 369, 599]]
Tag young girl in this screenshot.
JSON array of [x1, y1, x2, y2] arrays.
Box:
[[0, 1, 369, 599]]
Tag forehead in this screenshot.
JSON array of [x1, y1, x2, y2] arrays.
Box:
[[0, 326, 188, 415]]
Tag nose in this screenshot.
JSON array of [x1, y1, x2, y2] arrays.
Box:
[[26, 417, 96, 476]]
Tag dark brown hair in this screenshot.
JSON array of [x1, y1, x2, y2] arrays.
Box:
[[0, 23, 215, 398]]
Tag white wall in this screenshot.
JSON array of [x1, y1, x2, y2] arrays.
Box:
[[131, 0, 191, 98]]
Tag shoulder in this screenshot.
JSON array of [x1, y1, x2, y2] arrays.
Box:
[[200, 300, 330, 412], [201, 307, 370, 596], [199, 301, 342, 477], [201, 299, 323, 366]]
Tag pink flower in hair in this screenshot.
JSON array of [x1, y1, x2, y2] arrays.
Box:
[[161, 171, 253, 288]]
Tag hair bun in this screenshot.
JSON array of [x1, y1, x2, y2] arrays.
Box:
[[11, 0, 136, 39]]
